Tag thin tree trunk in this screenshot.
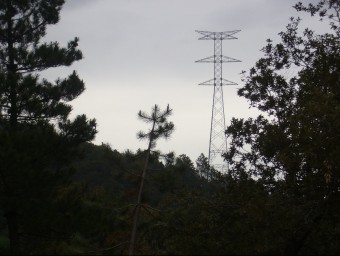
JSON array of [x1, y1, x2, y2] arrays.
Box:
[[5, 5, 20, 254], [128, 121, 155, 255], [6, 5, 18, 131], [5, 210, 21, 255]]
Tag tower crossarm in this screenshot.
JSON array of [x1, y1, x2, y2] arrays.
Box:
[[196, 55, 241, 63], [196, 30, 241, 40], [198, 78, 238, 86]]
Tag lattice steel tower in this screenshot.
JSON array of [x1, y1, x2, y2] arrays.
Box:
[[196, 30, 241, 173]]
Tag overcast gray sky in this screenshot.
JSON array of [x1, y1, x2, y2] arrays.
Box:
[[41, 0, 328, 162]]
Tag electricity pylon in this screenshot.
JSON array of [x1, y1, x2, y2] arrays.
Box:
[[196, 30, 241, 173]]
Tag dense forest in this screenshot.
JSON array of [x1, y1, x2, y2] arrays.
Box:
[[0, 0, 339, 255]]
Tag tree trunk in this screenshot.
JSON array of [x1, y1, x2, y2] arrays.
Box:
[[5, 210, 21, 255], [6, 5, 18, 131], [128, 120, 155, 255], [4, 5, 21, 255]]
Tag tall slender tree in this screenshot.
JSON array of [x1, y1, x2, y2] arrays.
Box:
[[129, 104, 174, 255], [0, 1, 96, 254]]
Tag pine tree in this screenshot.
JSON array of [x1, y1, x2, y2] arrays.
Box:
[[0, 1, 96, 253], [129, 104, 174, 255]]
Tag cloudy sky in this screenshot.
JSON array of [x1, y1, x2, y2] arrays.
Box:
[[41, 0, 327, 162]]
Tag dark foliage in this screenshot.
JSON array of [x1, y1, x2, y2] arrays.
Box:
[[0, 0, 96, 254], [0, 0, 339, 255]]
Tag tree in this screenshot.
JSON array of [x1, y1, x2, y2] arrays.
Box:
[[196, 153, 210, 179], [225, 0, 340, 254], [195, 153, 222, 181], [0, 0, 96, 254], [129, 104, 174, 255]]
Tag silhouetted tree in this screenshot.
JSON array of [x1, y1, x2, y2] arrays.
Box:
[[196, 153, 211, 179], [129, 104, 174, 255], [225, 0, 340, 254], [0, 0, 96, 253]]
